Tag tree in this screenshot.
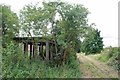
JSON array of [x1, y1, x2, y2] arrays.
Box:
[[19, 1, 90, 63], [54, 2, 89, 63], [1, 5, 19, 47], [20, 4, 44, 37], [81, 28, 104, 55]]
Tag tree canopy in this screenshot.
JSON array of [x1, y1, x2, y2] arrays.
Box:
[[81, 27, 104, 55], [1, 5, 19, 46]]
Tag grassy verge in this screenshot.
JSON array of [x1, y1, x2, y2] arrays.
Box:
[[96, 47, 120, 71]]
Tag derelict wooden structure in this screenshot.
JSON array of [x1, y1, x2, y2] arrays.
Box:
[[13, 37, 56, 61]]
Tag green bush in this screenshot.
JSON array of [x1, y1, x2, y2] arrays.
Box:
[[107, 47, 119, 71]]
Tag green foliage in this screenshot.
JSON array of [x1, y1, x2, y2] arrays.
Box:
[[54, 2, 89, 63], [2, 41, 80, 78], [74, 39, 81, 53], [20, 1, 91, 63], [81, 28, 104, 55], [1, 5, 19, 46], [67, 48, 79, 68], [20, 4, 47, 37]]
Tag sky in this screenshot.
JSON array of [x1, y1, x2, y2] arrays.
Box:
[[0, 0, 119, 47]]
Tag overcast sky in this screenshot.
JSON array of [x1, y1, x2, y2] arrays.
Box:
[[0, 0, 119, 47]]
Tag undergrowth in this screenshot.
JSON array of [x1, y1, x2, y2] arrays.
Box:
[[2, 41, 81, 78]]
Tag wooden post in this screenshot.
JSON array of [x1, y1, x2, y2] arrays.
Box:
[[24, 43, 26, 54], [50, 44, 53, 61], [33, 42, 37, 60], [24, 42, 28, 54], [40, 42, 43, 59], [33, 43, 34, 58], [39, 45, 41, 59], [39, 45, 41, 56], [46, 41, 49, 61], [30, 43, 32, 59]]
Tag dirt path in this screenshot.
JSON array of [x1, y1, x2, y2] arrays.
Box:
[[77, 53, 118, 78]]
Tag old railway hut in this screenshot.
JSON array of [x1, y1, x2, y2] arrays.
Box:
[[13, 37, 55, 61]]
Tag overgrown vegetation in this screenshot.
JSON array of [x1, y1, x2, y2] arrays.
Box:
[[2, 42, 80, 78], [1, 0, 105, 78], [96, 47, 120, 71]]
